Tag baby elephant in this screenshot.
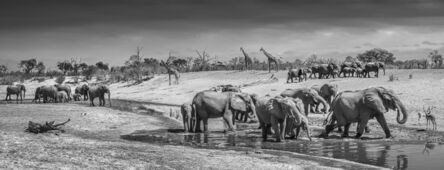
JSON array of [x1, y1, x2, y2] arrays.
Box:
[[57, 91, 69, 103], [73, 93, 81, 101], [181, 103, 194, 132], [253, 95, 311, 142]]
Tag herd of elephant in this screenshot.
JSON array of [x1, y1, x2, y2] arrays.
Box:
[[287, 61, 386, 83], [5, 83, 112, 107], [181, 82, 408, 142]]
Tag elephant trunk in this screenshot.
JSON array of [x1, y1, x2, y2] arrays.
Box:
[[249, 100, 257, 120], [395, 99, 408, 124], [316, 95, 329, 113]]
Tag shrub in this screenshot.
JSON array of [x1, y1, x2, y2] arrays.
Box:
[[0, 75, 20, 85], [409, 73, 413, 79], [55, 75, 65, 84]]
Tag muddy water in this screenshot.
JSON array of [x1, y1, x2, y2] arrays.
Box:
[[107, 99, 444, 169], [122, 124, 444, 170]]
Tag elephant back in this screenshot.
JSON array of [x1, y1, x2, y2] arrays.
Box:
[[230, 93, 251, 112]]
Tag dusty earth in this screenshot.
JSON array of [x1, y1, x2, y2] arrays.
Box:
[[0, 103, 347, 169], [1, 69, 443, 169]]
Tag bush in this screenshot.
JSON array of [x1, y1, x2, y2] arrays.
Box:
[[0, 75, 20, 85], [55, 75, 65, 84], [409, 73, 413, 79]]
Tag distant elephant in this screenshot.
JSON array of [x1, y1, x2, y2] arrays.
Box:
[[341, 67, 354, 77], [191, 91, 257, 133], [5, 84, 26, 102], [75, 84, 89, 101], [309, 64, 320, 78], [32, 86, 43, 103], [72, 93, 81, 101], [363, 62, 384, 78], [57, 91, 69, 103], [321, 87, 408, 139], [329, 63, 340, 78], [39, 85, 59, 103], [281, 87, 329, 116], [220, 84, 242, 92], [88, 85, 111, 107], [54, 84, 72, 101], [251, 96, 310, 142], [287, 69, 299, 83], [355, 68, 364, 78], [317, 64, 332, 79]]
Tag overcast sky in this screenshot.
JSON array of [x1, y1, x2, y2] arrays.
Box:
[[1, 0, 444, 70]]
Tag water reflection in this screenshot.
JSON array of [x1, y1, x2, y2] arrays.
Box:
[[122, 129, 444, 170]]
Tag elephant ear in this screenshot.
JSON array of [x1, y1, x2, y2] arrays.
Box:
[[363, 88, 388, 113], [230, 93, 250, 112]]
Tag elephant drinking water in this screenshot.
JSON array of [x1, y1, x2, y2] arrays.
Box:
[[191, 91, 256, 133], [321, 87, 408, 139]]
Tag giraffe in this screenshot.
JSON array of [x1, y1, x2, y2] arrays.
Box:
[[240, 47, 253, 70], [259, 47, 279, 73], [161, 61, 180, 85]]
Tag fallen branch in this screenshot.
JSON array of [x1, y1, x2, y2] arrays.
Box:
[[25, 118, 71, 134]]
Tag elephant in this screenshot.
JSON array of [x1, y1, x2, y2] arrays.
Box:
[[88, 85, 111, 107], [317, 64, 332, 79], [320, 87, 408, 139], [38, 85, 59, 103], [355, 68, 364, 78], [73, 93, 81, 101], [220, 84, 242, 92], [75, 84, 89, 101], [329, 63, 340, 78], [341, 67, 354, 77], [280, 87, 329, 116], [287, 68, 308, 82], [32, 86, 43, 103], [311, 83, 338, 105], [57, 91, 69, 103], [309, 64, 320, 78], [54, 84, 72, 101], [5, 84, 26, 102], [191, 91, 257, 133], [363, 62, 385, 78], [181, 103, 194, 132], [287, 69, 299, 83], [251, 95, 310, 142]]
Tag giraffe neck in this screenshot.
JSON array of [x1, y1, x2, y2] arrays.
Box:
[[262, 50, 275, 60]]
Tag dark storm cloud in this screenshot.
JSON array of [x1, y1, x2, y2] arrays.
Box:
[[2, 0, 444, 31]]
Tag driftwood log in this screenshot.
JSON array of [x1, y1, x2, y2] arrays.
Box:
[[25, 118, 71, 134]]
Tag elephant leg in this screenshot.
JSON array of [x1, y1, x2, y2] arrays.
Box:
[[223, 111, 235, 132], [242, 112, 248, 122], [195, 116, 202, 133], [356, 119, 369, 139], [342, 123, 351, 137], [203, 118, 209, 133], [271, 116, 281, 142], [279, 118, 286, 141], [90, 97, 95, 106], [261, 123, 268, 141], [295, 126, 301, 140], [304, 104, 309, 116], [375, 114, 391, 138]]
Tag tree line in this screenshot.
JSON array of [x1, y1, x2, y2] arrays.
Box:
[[0, 48, 443, 84]]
